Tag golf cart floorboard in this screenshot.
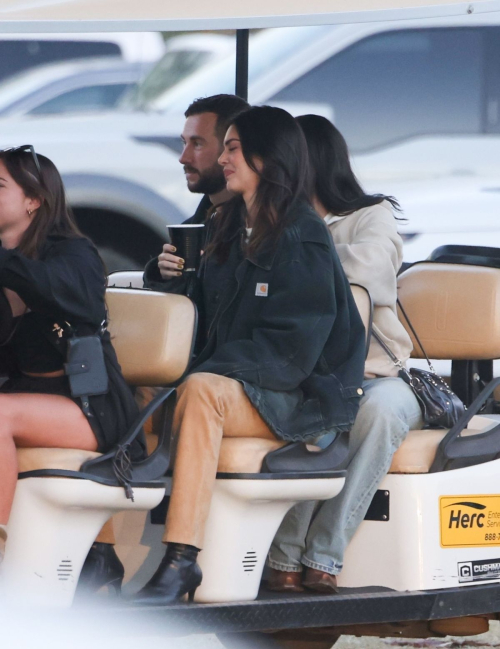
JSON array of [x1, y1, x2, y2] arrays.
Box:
[[116, 583, 500, 634]]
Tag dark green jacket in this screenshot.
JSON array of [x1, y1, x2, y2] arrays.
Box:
[[145, 200, 365, 442]]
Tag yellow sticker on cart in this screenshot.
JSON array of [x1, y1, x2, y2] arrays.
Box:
[[440, 495, 500, 548]]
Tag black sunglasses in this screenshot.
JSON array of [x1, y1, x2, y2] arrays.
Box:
[[2, 144, 42, 180]]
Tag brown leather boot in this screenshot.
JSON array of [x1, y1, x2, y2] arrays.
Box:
[[302, 568, 339, 593], [267, 568, 304, 593]]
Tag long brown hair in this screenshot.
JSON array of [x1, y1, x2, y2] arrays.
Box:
[[0, 148, 84, 259], [206, 106, 310, 263]]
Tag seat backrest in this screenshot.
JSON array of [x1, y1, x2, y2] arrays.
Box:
[[350, 283, 372, 349], [398, 262, 500, 360], [106, 288, 196, 386], [108, 270, 144, 289]]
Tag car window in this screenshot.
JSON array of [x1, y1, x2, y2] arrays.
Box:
[[28, 83, 131, 115], [154, 26, 333, 113], [0, 41, 121, 83], [268, 28, 485, 152], [124, 50, 211, 108]]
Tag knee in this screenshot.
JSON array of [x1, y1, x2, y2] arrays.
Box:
[[353, 391, 408, 446], [177, 373, 217, 400]]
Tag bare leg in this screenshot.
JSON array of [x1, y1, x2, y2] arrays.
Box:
[[0, 392, 98, 524]]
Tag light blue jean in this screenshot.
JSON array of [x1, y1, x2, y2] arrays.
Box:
[[268, 376, 423, 575]]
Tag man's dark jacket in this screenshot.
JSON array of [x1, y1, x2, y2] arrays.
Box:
[[144, 200, 366, 442]]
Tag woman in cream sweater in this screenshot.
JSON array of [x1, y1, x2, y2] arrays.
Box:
[[267, 114, 423, 593]]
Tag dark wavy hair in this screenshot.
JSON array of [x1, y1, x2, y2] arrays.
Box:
[[296, 114, 400, 215], [185, 94, 250, 141], [207, 105, 310, 262], [0, 149, 84, 260]]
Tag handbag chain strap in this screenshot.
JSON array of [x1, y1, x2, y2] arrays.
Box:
[[396, 299, 435, 373], [372, 299, 435, 374]]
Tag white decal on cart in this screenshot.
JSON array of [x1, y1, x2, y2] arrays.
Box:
[[458, 558, 500, 583]]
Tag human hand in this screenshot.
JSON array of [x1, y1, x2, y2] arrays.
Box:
[[158, 243, 185, 279]]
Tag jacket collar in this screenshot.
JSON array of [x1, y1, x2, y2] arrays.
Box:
[[246, 200, 315, 271], [324, 212, 348, 226], [247, 241, 278, 271]]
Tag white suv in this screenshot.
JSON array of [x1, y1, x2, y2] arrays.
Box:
[[1, 14, 499, 268]]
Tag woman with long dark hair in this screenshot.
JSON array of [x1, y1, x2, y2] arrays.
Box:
[[267, 115, 422, 593], [139, 106, 366, 605], [0, 146, 143, 564]]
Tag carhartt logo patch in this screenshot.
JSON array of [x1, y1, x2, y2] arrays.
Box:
[[256, 283, 268, 296]]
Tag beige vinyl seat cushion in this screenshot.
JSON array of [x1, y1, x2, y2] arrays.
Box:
[[16, 440, 285, 476], [17, 438, 305, 476], [389, 415, 498, 474], [217, 438, 287, 473], [17, 448, 102, 474]]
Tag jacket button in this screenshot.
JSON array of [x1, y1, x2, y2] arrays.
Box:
[[357, 388, 363, 395]]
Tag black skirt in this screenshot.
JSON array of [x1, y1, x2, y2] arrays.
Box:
[[0, 346, 145, 459], [0, 335, 145, 458]]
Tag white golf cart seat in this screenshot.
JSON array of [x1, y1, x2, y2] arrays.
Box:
[[107, 269, 144, 289], [2, 288, 196, 608], [339, 262, 500, 592]]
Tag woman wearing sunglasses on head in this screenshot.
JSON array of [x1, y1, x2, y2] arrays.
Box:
[[138, 105, 366, 605], [267, 115, 423, 593], [0, 146, 144, 565]]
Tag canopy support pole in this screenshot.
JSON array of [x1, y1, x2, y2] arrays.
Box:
[[235, 29, 249, 100]]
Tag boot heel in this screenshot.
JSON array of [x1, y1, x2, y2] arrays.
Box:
[[188, 588, 197, 602], [108, 576, 123, 596]]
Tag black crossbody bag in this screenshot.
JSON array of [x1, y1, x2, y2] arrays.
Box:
[[373, 300, 465, 429], [52, 321, 109, 416]]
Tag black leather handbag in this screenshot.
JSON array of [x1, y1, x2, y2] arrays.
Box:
[[64, 334, 109, 398], [51, 321, 109, 412], [373, 300, 465, 429]]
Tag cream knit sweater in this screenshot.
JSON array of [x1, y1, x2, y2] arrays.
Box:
[[325, 200, 413, 377]]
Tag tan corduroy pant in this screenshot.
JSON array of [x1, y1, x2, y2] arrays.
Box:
[[163, 372, 277, 549]]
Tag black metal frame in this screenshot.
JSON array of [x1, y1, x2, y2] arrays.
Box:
[[235, 29, 249, 100], [111, 583, 500, 635]]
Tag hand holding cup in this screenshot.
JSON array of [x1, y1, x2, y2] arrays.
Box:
[[158, 243, 185, 279], [162, 224, 204, 280]]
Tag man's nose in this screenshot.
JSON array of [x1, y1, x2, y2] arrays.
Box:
[[179, 145, 191, 165]]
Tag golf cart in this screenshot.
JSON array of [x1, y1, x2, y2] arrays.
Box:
[[3, 1, 500, 646]]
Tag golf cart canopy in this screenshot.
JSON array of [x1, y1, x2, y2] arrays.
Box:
[[0, 0, 499, 32]]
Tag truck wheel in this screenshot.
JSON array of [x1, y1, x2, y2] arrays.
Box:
[[73, 207, 165, 273]]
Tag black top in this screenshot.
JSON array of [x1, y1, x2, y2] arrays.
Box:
[[0, 235, 106, 371]]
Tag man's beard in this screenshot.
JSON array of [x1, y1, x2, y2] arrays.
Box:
[[184, 162, 226, 195]]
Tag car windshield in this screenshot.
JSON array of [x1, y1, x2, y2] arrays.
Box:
[[147, 26, 334, 113], [122, 49, 218, 109]]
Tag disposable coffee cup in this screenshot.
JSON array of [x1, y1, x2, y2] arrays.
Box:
[[167, 224, 205, 273]]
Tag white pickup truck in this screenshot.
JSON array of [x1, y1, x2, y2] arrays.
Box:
[[2, 12, 500, 269]]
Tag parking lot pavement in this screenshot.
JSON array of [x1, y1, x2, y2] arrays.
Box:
[[170, 621, 500, 649], [335, 620, 500, 649]]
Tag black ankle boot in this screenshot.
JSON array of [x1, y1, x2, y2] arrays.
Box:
[[76, 542, 125, 597], [133, 543, 202, 606]]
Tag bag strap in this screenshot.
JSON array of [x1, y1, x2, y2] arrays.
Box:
[[397, 298, 434, 372], [372, 328, 403, 368]]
